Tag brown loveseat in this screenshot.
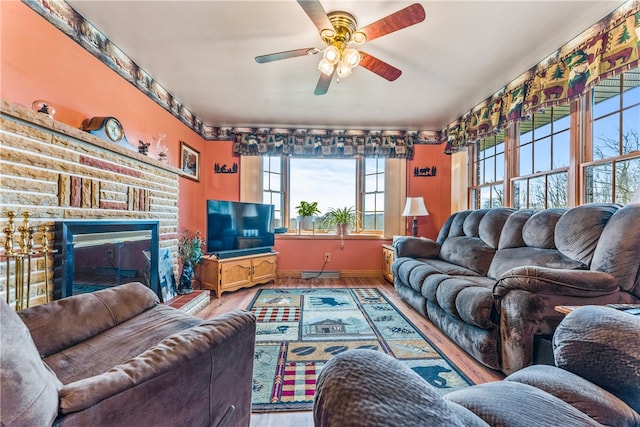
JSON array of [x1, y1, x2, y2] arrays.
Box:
[[314, 306, 640, 427], [1, 282, 256, 426], [392, 203, 640, 373]]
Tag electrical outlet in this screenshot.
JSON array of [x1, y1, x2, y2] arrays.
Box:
[[324, 253, 331, 262]]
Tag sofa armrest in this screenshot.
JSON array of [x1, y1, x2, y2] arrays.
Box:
[[58, 309, 256, 414], [394, 237, 440, 259], [494, 266, 618, 298]]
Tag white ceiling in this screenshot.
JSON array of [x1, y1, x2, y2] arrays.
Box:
[[67, 0, 625, 133]]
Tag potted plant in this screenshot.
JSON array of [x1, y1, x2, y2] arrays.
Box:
[[177, 230, 204, 294], [320, 206, 360, 236], [295, 201, 321, 230]]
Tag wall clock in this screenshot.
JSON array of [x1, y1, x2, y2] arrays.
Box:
[[81, 116, 132, 150]]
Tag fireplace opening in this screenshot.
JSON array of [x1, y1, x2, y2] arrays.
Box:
[[54, 221, 160, 300]]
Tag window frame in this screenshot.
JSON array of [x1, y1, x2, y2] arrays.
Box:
[[260, 155, 389, 236]]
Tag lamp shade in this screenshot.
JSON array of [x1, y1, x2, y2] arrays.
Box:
[[402, 197, 428, 217]]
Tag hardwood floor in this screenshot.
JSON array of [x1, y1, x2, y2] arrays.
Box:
[[197, 276, 504, 427]]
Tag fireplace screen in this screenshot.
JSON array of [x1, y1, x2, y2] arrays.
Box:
[[54, 221, 160, 300]]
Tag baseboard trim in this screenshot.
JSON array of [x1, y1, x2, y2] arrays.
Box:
[[277, 270, 382, 279]]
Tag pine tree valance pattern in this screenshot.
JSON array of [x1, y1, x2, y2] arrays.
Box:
[[444, 3, 639, 154], [231, 129, 426, 159]]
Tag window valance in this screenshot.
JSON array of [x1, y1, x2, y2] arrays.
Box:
[[231, 129, 433, 159], [444, 3, 639, 154]]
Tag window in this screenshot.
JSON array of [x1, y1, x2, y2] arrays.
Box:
[[262, 156, 284, 228], [363, 158, 385, 231], [261, 156, 389, 234], [470, 132, 505, 209], [290, 158, 357, 231], [585, 68, 640, 204], [513, 104, 570, 209]]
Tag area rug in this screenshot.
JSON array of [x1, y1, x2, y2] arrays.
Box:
[[248, 287, 472, 412]]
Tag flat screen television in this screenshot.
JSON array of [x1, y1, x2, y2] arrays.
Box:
[[206, 200, 275, 258]]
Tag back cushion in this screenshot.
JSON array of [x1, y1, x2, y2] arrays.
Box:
[[591, 204, 640, 297], [488, 247, 586, 279], [435, 214, 455, 246], [19, 282, 158, 357], [440, 237, 496, 276], [478, 208, 516, 249], [522, 208, 567, 249], [554, 306, 640, 413], [446, 210, 473, 238], [1, 299, 61, 426], [555, 203, 619, 265], [463, 209, 490, 237], [498, 210, 534, 249]]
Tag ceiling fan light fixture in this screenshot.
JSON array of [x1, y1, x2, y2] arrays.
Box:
[[352, 31, 366, 44], [336, 60, 353, 78], [318, 59, 335, 76], [343, 48, 361, 67], [323, 45, 341, 65]]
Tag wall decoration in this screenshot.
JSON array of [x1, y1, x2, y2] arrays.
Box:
[[214, 162, 238, 174], [180, 141, 200, 181], [414, 166, 437, 177], [138, 140, 150, 155]]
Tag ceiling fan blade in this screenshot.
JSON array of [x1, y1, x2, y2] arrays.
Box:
[[314, 70, 334, 96], [358, 3, 426, 42], [359, 52, 402, 81], [297, 0, 334, 34], [255, 47, 320, 64]]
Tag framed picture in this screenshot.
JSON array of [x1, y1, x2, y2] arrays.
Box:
[[180, 141, 200, 181]]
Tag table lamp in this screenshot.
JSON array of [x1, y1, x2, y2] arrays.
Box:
[[402, 197, 428, 237]]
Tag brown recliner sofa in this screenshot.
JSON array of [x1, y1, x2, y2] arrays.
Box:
[[0, 282, 256, 426], [314, 305, 640, 427], [392, 203, 640, 373]]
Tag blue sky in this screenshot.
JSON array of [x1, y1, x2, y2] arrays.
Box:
[[290, 158, 356, 216]]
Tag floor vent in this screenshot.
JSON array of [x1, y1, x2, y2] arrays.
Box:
[[300, 270, 340, 279]]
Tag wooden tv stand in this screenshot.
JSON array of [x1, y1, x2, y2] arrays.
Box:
[[200, 251, 277, 298]]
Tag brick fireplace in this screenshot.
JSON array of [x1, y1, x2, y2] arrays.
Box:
[[1, 100, 181, 307]]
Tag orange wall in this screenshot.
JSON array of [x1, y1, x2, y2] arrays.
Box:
[[407, 145, 452, 240], [0, 1, 208, 234], [1, 1, 453, 271]]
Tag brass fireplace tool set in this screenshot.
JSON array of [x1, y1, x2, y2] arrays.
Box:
[[2, 211, 51, 310]]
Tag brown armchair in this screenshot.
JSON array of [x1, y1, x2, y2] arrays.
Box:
[[1, 282, 256, 426]]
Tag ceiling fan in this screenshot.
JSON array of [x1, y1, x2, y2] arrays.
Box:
[[255, 1, 426, 95]]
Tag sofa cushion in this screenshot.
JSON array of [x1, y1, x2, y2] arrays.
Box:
[[522, 208, 566, 249], [440, 237, 496, 276], [498, 210, 534, 249], [395, 237, 440, 259], [590, 203, 640, 297], [554, 203, 618, 266], [434, 278, 496, 329], [19, 282, 159, 357], [463, 210, 490, 237], [488, 247, 586, 279], [507, 365, 640, 426], [1, 299, 62, 426], [478, 208, 515, 249], [447, 210, 474, 238], [553, 306, 640, 414], [444, 381, 601, 426], [44, 304, 201, 384]]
